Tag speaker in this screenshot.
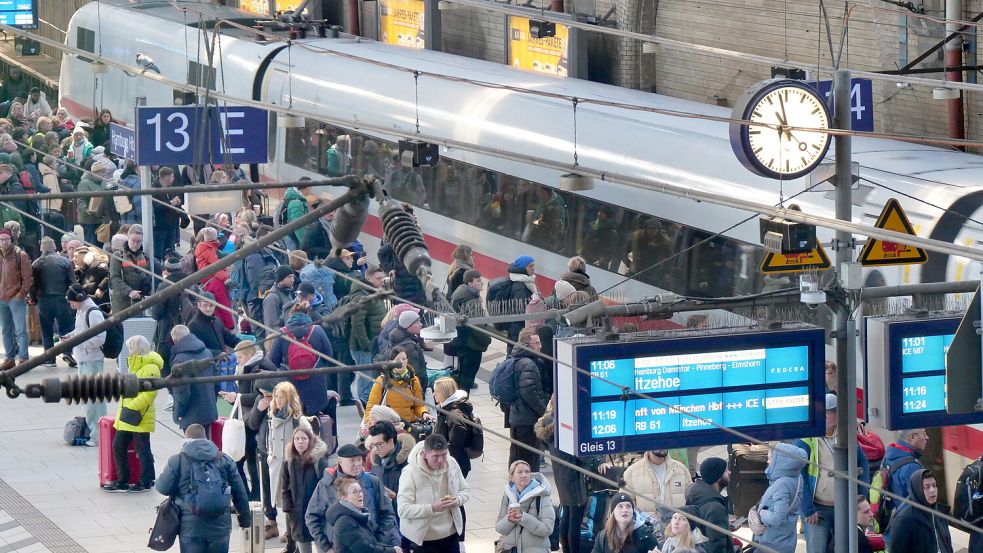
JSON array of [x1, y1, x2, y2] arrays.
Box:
[[14, 36, 40, 56], [398, 140, 439, 167]]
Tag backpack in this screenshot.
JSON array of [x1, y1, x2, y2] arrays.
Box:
[[954, 458, 983, 525], [285, 325, 318, 378], [485, 277, 513, 330], [87, 307, 124, 358], [461, 411, 484, 459], [255, 263, 280, 300], [182, 453, 231, 517], [180, 250, 198, 275], [488, 357, 520, 405], [63, 416, 90, 445], [871, 455, 917, 530]]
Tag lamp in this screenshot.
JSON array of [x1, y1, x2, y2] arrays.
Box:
[[559, 173, 593, 191]]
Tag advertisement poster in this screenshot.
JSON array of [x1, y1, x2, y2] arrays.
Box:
[[379, 0, 426, 49], [508, 15, 570, 77], [240, 0, 304, 15]]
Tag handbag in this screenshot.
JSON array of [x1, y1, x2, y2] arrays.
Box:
[[148, 497, 180, 551], [747, 504, 766, 535], [119, 406, 143, 426], [221, 395, 247, 461], [95, 223, 112, 243]]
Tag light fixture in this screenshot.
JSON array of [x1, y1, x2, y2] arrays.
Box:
[[641, 42, 658, 54], [277, 114, 306, 128], [421, 314, 458, 344], [559, 173, 593, 191], [933, 87, 960, 100]]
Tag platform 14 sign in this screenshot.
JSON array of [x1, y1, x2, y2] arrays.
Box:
[[813, 78, 874, 132], [135, 106, 268, 166]]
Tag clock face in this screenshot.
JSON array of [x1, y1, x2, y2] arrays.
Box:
[[730, 80, 832, 180]]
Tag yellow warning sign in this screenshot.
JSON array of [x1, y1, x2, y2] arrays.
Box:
[[859, 198, 928, 267], [760, 245, 832, 274]]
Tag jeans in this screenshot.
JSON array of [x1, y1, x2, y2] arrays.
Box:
[[179, 535, 230, 553], [0, 298, 28, 360], [411, 533, 460, 553], [559, 503, 587, 553], [112, 430, 155, 485], [154, 226, 180, 259], [78, 361, 107, 443], [804, 503, 836, 553], [37, 295, 75, 352], [509, 424, 541, 472], [350, 350, 375, 403]]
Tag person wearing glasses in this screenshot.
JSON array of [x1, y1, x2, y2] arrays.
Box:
[[327, 477, 405, 553], [881, 428, 929, 536]]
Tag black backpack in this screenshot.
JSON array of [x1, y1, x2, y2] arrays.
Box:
[[489, 357, 520, 405], [86, 307, 124, 359], [954, 458, 983, 525], [485, 277, 513, 330]]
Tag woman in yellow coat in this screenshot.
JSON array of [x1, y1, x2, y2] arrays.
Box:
[[362, 346, 434, 425], [102, 335, 161, 493]]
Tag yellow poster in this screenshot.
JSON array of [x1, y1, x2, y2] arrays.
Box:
[[240, 0, 304, 15], [379, 0, 426, 49], [508, 16, 570, 77]]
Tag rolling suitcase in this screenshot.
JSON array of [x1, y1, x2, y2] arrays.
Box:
[[98, 416, 141, 486], [211, 417, 226, 451], [241, 502, 265, 553], [729, 444, 770, 516]]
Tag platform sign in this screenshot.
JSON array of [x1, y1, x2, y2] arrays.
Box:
[[863, 315, 982, 430], [553, 327, 826, 455], [814, 77, 874, 132], [759, 245, 832, 274], [0, 0, 38, 29], [109, 123, 136, 161], [135, 105, 268, 166], [858, 198, 928, 266], [378, 0, 426, 49]]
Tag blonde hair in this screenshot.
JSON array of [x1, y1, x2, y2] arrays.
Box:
[[665, 513, 695, 547], [508, 460, 531, 476], [273, 381, 304, 418], [234, 340, 257, 357], [433, 377, 458, 402]]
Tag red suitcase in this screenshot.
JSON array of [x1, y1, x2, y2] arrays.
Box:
[[210, 417, 226, 452], [98, 416, 141, 486]]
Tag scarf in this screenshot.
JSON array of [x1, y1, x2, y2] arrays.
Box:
[[509, 478, 541, 502], [509, 272, 538, 295]]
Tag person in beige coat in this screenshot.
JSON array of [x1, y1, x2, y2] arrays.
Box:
[[396, 434, 470, 553], [622, 449, 691, 519], [495, 461, 556, 553]]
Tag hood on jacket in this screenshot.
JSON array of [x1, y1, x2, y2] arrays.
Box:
[[375, 433, 415, 467], [286, 436, 328, 464], [767, 443, 808, 480], [440, 389, 469, 408], [130, 352, 164, 376], [908, 468, 935, 507], [684, 480, 726, 509], [325, 500, 370, 527], [885, 440, 923, 464], [172, 334, 209, 356], [182, 438, 220, 461], [408, 440, 447, 476], [503, 473, 553, 504], [284, 187, 307, 203], [284, 315, 314, 339], [561, 270, 591, 289]]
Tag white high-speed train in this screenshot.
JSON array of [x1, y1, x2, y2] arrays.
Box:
[[60, 1, 983, 487]]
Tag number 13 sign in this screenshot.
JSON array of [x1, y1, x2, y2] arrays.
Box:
[[135, 105, 268, 166]]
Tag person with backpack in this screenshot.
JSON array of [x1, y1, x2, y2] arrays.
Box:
[[954, 456, 983, 553], [187, 293, 239, 358], [444, 245, 474, 301], [263, 265, 296, 339], [65, 283, 106, 444], [280, 180, 311, 250], [750, 442, 807, 553], [363, 347, 432, 425], [433, 377, 481, 478], [328, 248, 361, 300], [154, 423, 251, 553], [887, 469, 953, 553], [168, 325, 217, 436], [108, 224, 150, 315], [878, 428, 928, 534], [238, 227, 280, 340], [495, 460, 556, 553], [0, 227, 32, 371], [150, 256, 190, 378], [300, 201, 335, 261], [348, 267, 389, 403], [450, 269, 492, 391], [487, 255, 538, 352], [684, 458, 730, 553], [387, 310, 430, 392], [501, 328, 549, 472], [268, 303, 334, 417], [73, 247, 110, 308]]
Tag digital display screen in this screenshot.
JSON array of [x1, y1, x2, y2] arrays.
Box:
[[0, 0, 37, 28], [557, 327, 825, 455], [898, 332, 953, 415]]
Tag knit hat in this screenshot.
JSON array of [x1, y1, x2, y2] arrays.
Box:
[[275, 265, 294, 283], [66, 283, 87, 302], [392, 303, 418, 318], [0, 229, 11, 239], [513, 255, 534, 269], [337, 444, 365, 458], [398, 310, 420, 329], [127, 223, 143, 237], [368, 404, 401, 425], [40, 236, 55, 252], [162, 257, 183, 272], [197, 291, 216, 303], [825, 393, 838, 411], [700, 457, 728, 486], [554, 280, 576, 301], [297, 282, 316, 296], [610, 492, 635, 511]]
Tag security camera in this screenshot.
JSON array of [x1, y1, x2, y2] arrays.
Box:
[[799, 272, 826, 308], [136, 53, 161, 74]]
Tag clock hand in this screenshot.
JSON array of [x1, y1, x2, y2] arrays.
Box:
[[778, 96, 791, 140]]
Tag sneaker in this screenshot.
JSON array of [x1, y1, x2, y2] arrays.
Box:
[[127, 483, 151, 493], [101, 482, 129, 493], [41, 360, 57, 368], [62, 354, 77, 368]]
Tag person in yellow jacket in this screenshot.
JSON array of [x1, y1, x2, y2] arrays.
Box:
[[363, 347, 435, 425], [621, 449, 692, 519], [102, 335, 161, 493]]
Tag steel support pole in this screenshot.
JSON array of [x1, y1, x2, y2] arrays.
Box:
[[833, 69, 857, 553], [140, 165, 154, 277]]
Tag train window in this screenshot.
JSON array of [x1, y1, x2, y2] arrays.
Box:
[[77, 27, 95, 62], [187, 61, 216, 91]]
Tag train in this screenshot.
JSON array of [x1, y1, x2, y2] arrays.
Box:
[[58, 0, 983, 496]]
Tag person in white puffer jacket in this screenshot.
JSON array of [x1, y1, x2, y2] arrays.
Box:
[[65, 283, 106, 444], [495, 461, 556, 553]]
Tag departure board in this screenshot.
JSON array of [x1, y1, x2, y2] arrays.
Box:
[[0, 0, 37, 28], [554, 327, 825, 455]]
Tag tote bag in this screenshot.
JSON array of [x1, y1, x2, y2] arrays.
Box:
[[221, 395, 247, 461]]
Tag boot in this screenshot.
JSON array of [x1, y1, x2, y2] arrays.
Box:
[[0, 359, 14, 372], [264, 520, 279, 540]]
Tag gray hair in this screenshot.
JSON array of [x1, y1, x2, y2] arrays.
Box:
[[899, 428, 925, 441], [125, 335, 152, 357], [171, 325, 190, 342]]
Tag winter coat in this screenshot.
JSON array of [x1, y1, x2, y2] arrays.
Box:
[[108, 244, 149, 314], [38, 162, 60, 212], [503, 263, 536, 339], [239, 248, 278, 304], [30, 251, 74, 300], [282, 187, 309, 243], [882, 440, 924, 505], [325, 502, 400, 553], [450, 284, 492, 352], [194, 240, 229, 283], [888, 469, 953, 553], [509, 349, 549, 426], [306, 467, 399, 552], [370, 433, 415, 510], [0, 245, 31, 301], [753, 443, 807, 553], [328, 257, 358, 300], [387, 326, 429, 390], [301, 218, 332, 261], [24, 92, 52, 118], [267, 412, 313, 508], [150, 270, 189, 347], [76, 175, 108, 225], [685, 480, 729, 553], [201, 276, 234, 330], [378, 242, 428, 306], [591, 528, 653, 553], [363, 373, 427, 424], [622, 455, 691, 515], [397, 441, 471, 545], [114, 352, 162, 433], [169, 334, 217, 430], [348, 281, 387, 352], [77, 257, 110, 302], [154, 438, 250, 539], [268, 319, 333, 415], [151, 182, 188, 232], [494, 474, 556, 553], [119, 174, 141, 222], [186, 310, 238, 356], [444, 259, 472, 301], [262, 284, 293, 328], [660, 529, 709, 553], [435, 391, 478, 475], [560, 269, 598, 298], [72, 298, 106, 363]]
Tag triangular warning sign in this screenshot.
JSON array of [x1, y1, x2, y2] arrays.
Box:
[[760, 244, 832, 274], [859, 198, 928, 267]]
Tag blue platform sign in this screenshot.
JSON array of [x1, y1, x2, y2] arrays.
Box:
[[814, 78, 874, 132], [109, 123, 136, 161], [554, 327, 826, 455], [135, 105, 268, 166]]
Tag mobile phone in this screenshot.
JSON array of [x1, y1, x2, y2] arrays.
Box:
[[731, 516, 747, 528]]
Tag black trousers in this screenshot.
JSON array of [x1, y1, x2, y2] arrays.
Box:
[[258, 452, 278, 521], [112, 429, 155, 485], [411, 532, 460, 553], [237, 427, 260, 501], [456, 348, 482, 389], [509, 424, 542, 472], [559, 503, 587, 553], [37, 295, 74, 351]]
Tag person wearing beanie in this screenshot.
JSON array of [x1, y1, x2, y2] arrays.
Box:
[[306, 441, 399, 553], [108, 221, 150, 314], [553, 280, 577, 303], [387, 307, 429, 392], [262, 264, 297, 333], [449, 269, 491, 390], [30, 232, 76, 362], [497, 254, 538, 352], [149, 255, 191, 378], [186, 291, 238, 357], [65, 282, 107, 444], [685, 457, 730, 553], [592, 492, 650, 553], [0, 226, 32, 371]]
